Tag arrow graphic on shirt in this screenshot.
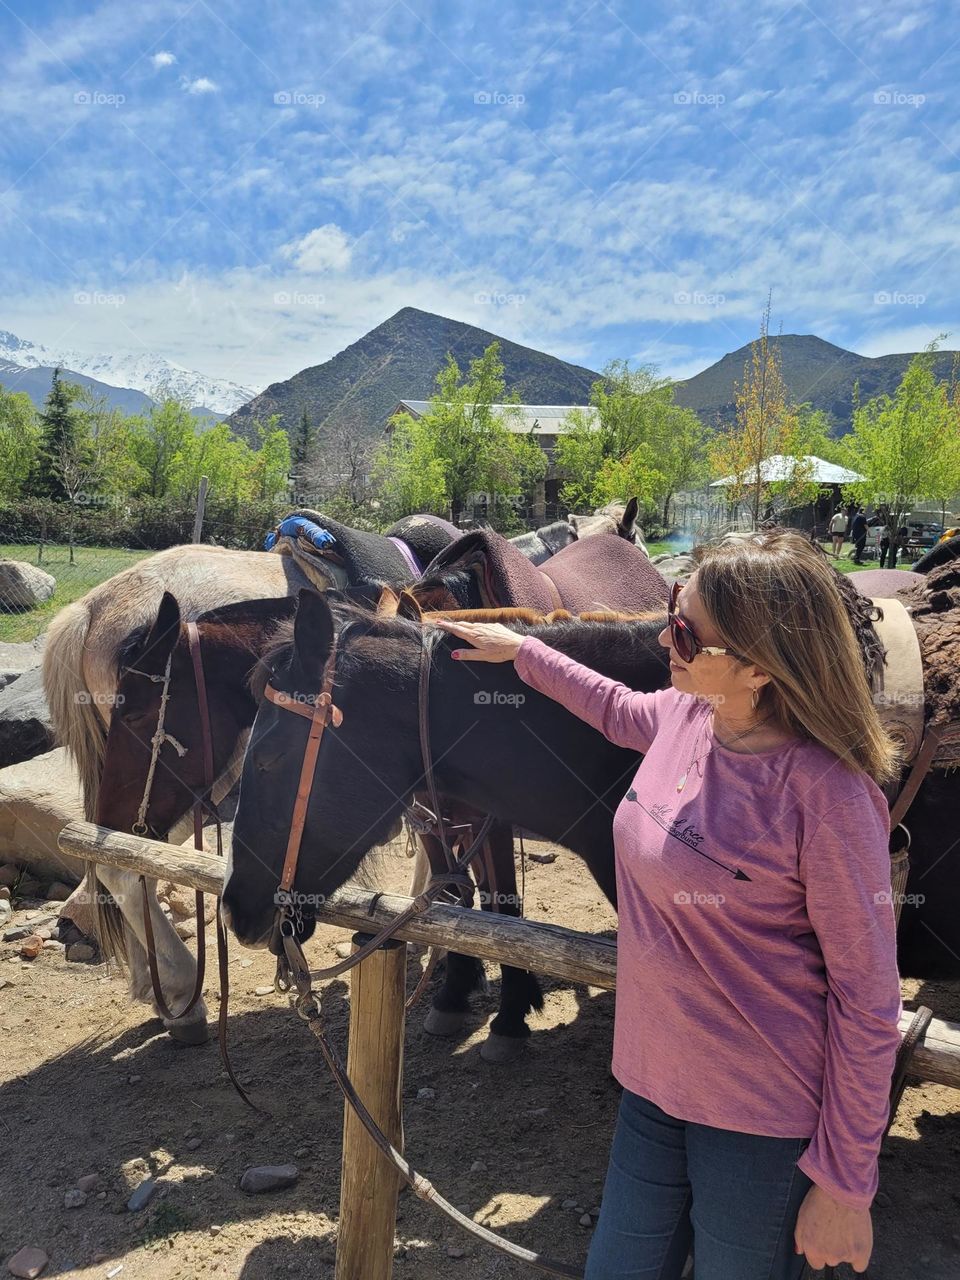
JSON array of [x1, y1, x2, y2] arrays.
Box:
[[624, 789, 752, 881]]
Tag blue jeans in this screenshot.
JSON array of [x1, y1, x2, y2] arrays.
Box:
[[585, 1090, 813, 1280]]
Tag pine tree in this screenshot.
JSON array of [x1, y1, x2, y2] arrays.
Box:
[[293, 409, 314, 469], [31, 368, 83, 499]]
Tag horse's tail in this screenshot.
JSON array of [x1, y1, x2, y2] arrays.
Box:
[[42, 599, 127, 961]]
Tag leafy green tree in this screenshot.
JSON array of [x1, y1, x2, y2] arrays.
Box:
[[371, 342, 546, 530], [839, 346, 957, 530], [0, 386, 40, 500], [249, 423, 292, 501], [555, 362, 709, 524], [128, 399, 196, 499], [370, 414, 448, 517], [709, 304, 812, 528]]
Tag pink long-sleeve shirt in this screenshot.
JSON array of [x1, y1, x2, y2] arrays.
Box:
[[514, 634, 903, 1209]]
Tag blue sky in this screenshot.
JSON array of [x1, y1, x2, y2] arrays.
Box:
[[1, 0, 958, 390]]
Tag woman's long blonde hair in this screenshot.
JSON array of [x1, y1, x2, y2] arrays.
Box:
[[695, 530, 903, 785]]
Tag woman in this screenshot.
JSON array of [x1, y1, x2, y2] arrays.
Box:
[[828, 506, 847, 558], [433, 531, 903, 1279]]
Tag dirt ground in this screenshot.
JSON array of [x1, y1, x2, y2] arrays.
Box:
[[1, 838, 959, 1280]]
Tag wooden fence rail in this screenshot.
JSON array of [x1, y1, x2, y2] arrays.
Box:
[[58, 821, 960, 1090], [58, 820, 960, 1280]]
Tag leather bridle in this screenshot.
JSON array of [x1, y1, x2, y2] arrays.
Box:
[[265, 622, 496, 998], [125, 623, 213, 1023]]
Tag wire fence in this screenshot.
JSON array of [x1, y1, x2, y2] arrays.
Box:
[[0, 507, 285, 644]]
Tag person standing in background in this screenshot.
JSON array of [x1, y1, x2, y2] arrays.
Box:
[[851, 508, 868, 564], [829, 506, 847, 558]]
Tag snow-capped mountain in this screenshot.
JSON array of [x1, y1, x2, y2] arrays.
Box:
[[0, 330, 257, 414]]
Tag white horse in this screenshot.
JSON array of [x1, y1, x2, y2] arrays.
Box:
[[43, 544, 319, 1042]]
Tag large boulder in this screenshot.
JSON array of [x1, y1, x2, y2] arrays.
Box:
[[0, 746, 86, 883], [0, 636, 45, 691], [0, 559, 56, 611], [0, 667, 54, 767]]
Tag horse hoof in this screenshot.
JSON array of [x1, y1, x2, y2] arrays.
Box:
[[480, 1032, 527, 1064], [423, 1007, 466, 1037], [165, 1019, 212, 1046]]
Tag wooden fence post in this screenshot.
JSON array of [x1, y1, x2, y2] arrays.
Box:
[[336, 933, 406, 1280], [192, 475, 209, 543]]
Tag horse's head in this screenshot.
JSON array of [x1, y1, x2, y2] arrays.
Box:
[[96, 591, 296, 839], [223, 590, 426, 948], [569, 497, 641, 545]]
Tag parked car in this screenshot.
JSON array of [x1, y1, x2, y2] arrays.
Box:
[[904, 521, 944, 555]]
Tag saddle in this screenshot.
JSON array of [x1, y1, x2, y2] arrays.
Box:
[[419, 528, 669, 614], [267, 510, 454, 590], [869, 596, 960, 839]]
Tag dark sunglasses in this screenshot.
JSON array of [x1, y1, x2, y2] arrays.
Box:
[[668, 581, 743, 664]]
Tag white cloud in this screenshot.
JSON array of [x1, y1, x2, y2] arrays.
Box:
[[181, 77, 219, 94], [281, 225, 353, 273], [855, 326, 954, 358], [151, 51, 176, 68]]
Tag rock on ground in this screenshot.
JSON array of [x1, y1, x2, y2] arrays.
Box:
[[0, 636, 44, 691], [0, 669, 54, 768], [239, 1164, 300, 1194], [0, 559, 55, 612], [0, 748, 86, 881], [5, 1245, 49, 1278]]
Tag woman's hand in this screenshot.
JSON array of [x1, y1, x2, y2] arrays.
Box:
[[429, 618, 524, 663], [794, 1184, 873, 1272]]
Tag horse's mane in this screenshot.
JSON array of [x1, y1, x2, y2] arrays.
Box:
[[248, 602, 669, 702], [898, 560, 960, 724]]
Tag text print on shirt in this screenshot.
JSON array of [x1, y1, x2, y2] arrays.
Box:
[[624, 790, 753, 881]]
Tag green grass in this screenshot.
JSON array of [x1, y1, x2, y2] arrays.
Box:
[[0, 542, 152, 643], [645, 539, 921, 579]]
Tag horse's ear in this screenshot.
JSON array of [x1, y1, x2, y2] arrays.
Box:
[[134, 591, 182, 674], [620, 497, 639, 536], [376, 585, 400, 616], [292, 589, 334, 685], [396, 589, 424, 621]]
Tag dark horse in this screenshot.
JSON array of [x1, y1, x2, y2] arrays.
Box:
[[93, 530, 668, 1049], [97, 589, 662, 1058], [223, 581, 960, 1058], [222, 590, 667, 1050]]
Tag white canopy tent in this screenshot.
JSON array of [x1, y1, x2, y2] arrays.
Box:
[[709, 455, 864, 487]]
